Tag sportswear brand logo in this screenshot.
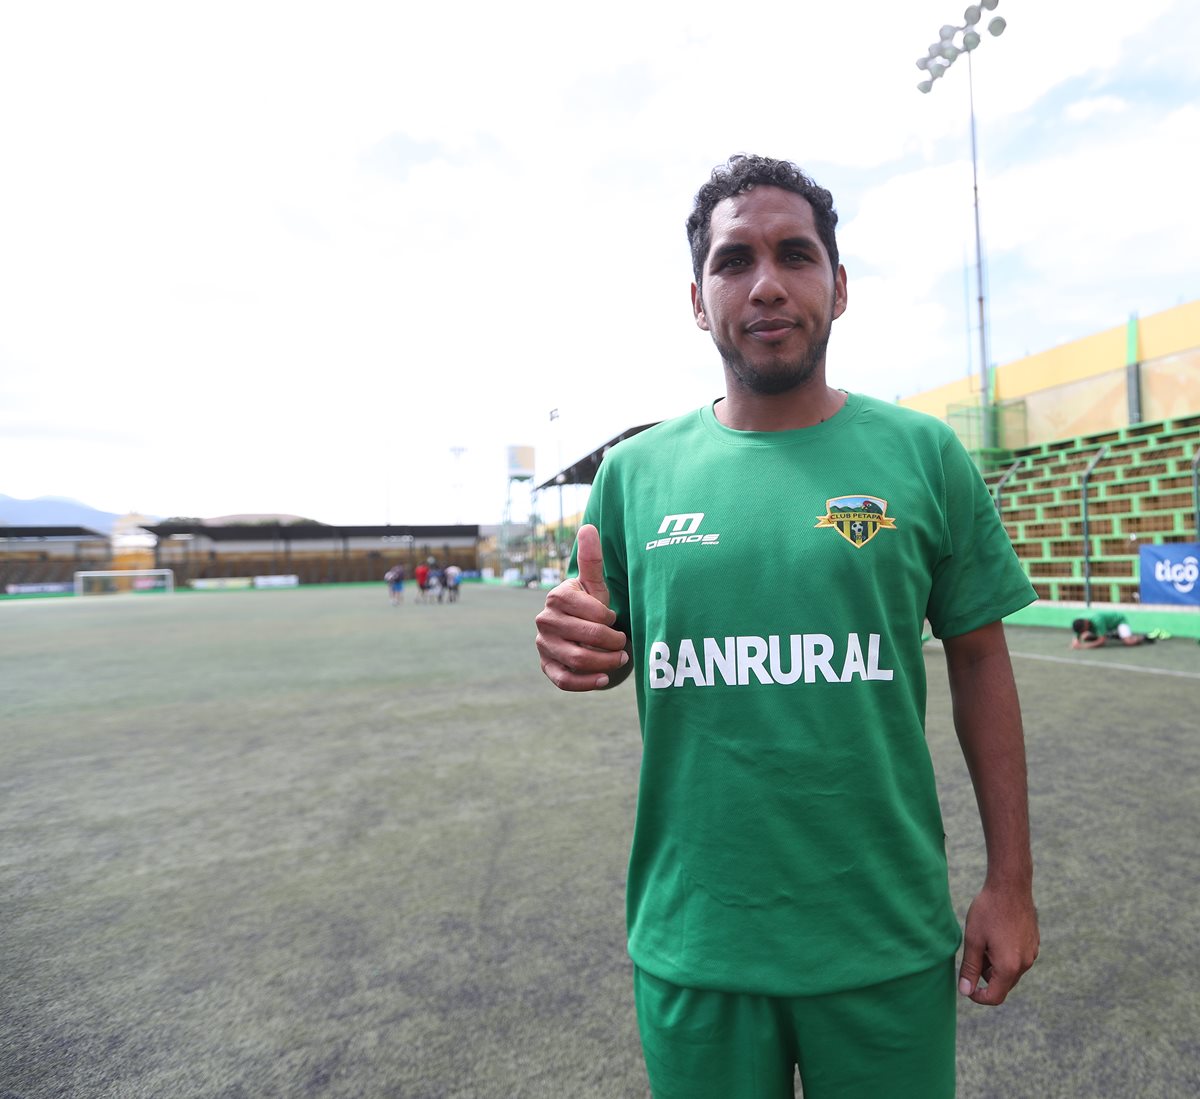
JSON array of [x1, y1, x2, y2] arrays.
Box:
[[815, 495, 897, 548], [658, 513, 704, 535], [646, 513, 721, 551]]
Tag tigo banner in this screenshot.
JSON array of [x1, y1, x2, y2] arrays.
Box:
[[1139, 543, 1200, 606]]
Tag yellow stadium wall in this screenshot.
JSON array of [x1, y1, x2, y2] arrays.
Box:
[[1141, 346, 1200, 422], [899, 375, 979, 420], [899, 299, 1200, 445], [1014, 368, 1127, 444]]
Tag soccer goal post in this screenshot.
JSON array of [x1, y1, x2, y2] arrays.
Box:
[[74, 569, 176, 596]]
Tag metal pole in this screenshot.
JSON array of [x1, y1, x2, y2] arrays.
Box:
[[530, 488, 540, 583], [967, 50, 992, 452], [915, 11, 1008, 455], [556, 474, 566, 569], [993, 456, 1024, 514], [450, 446, 466, 524], [1192, 447, 1200, 542], [1081, 446, 1108, 607], [550, 409, 565, 565]]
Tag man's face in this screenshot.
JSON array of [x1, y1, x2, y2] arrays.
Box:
[[691, 186, 847, 396]]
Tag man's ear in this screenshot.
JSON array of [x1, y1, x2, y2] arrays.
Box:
[[832, 264, 848, 321], [691, 282, 709, 331]]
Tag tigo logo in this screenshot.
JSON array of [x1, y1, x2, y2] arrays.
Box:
[[1155, 555, 1198, 594]]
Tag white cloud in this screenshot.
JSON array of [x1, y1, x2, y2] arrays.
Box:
[[1064, 95, 1128, 123], [983, 103, 1200, 357]]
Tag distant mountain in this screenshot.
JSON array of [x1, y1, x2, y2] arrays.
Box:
[[0, 494, 128, 533], [203, 513, 313, 526]]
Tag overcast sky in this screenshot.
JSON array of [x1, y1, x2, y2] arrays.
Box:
[[2, 0, 1197, 527]]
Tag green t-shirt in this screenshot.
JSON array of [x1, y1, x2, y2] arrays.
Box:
[[1086, 611, 1125, 636], [576, 393, 1036, 996]]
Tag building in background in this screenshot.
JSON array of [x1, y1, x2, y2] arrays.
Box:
[[899, 299, 1200, 459]]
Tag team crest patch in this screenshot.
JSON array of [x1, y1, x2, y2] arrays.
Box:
[[815, 495, 897, 548]]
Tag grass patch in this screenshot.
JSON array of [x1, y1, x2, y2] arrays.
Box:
[[2, 588, 1197, 1097]]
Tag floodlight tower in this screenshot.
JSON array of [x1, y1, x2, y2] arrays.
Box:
[[549, 408, 566, 563], [915, 1, 1007, 453], [449, 445, 466, 523]]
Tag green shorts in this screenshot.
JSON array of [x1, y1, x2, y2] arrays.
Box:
[[634, 957, 957, 1099]]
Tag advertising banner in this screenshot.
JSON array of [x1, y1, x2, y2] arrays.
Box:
[[254, 574, 300, 588], [1139, 543, 1200, 606]]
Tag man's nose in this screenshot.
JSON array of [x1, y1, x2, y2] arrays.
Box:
[[750, 263, 787, 304]]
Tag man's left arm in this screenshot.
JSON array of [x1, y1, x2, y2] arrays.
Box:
[[943, 620, 1040, 1006]]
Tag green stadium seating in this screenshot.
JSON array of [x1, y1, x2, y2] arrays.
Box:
[[986, 413, 1200, 604]]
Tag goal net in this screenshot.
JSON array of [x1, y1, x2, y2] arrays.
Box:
[[74, 569, 176, 596]]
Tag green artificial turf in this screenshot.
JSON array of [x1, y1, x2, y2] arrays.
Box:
[[1, 587, 1197, 1097]]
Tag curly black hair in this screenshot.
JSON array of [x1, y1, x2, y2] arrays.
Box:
[[686, 154, 839, 290]]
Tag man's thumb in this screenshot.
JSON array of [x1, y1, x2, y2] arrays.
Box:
[[576, 524, 610, 604], [958, 947, 983, 998]]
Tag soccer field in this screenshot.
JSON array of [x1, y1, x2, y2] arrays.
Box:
[[2, 585, 1197, 1098]]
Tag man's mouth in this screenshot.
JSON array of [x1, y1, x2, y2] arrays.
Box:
[[746, 319, 796, 339]]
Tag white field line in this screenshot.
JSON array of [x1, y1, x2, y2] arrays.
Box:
[[1008, 650, 1200, 682]]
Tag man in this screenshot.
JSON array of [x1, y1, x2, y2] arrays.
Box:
[[1070, 612, 1164, 648], [384, 563, 405, 606], [443, 562, 463, 602], [426, 563, 444, 604], [534, 155, 1040, 1098], [413, 558, 431, 603]]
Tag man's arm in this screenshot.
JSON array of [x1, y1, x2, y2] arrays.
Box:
[[535, 524, 632, 692], [943, 620, 1040, 1006], [1070, 634, 1106, 650]]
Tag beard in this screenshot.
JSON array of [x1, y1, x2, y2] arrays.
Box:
[[713, 318, 833, 396]]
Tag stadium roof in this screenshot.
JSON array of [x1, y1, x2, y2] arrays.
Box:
[[145, 522, 479, 541], [0, 526, 109, 539], [534, 423, 659, 490]]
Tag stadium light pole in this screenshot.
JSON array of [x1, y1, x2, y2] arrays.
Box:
[[916, 1, 1007, 453], [449, 446, 466, 524], [554, 472, 567, 564], [550, 408, 566, 566]]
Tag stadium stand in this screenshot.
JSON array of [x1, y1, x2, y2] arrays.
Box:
[[146, 523, 480, 587], [985, 413, 1200, 604], [0, 527, 112, 593]]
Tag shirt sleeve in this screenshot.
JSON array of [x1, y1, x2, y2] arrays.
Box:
[[926, 432, 1037, 639]]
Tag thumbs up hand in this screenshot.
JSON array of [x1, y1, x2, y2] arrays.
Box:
[[574, 521, 611, 608], [535, 524, 631, 692]]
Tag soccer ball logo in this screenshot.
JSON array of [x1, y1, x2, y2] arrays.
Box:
[[851, 521, 864, 542]]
